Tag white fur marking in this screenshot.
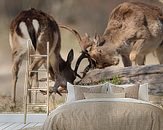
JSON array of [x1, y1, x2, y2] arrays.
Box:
[[9, 33, 13, 50], [32, 19, 39, 34], [19, 21, 30, 39], [38, 32, 44, 43]]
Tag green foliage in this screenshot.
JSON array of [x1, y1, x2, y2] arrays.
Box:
[[110, 75, 122, 85], [100, 75, 122, 85]]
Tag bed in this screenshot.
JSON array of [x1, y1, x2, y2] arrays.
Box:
[[42, 83, 163, 130]]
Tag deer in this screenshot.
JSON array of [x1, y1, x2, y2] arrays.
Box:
[[9, 8, 78, 105], [61, 2, 163, 78]]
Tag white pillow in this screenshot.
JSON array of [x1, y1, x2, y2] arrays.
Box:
[[84, 92, 125, 99], [109, 82, 149, 101], [66, 82, 75, 103], [66, 82, 110, 103], [138, 83, 149, 102], [74, 82, 111, 100], [108, 83, 135, 90], [109, 83, 139, 99]]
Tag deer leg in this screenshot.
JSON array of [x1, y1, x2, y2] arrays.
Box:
[[31, 72, 38, 103], [11, 53, 23, 105], [121, 54, 132, 67], [135, 55, 145, 65], [49, 54, 66, 95], [44, 63, 55, 81], [129, 39, 145, 65], [156, 42, 163, 64]]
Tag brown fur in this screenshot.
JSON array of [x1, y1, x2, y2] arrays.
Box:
[[9, 8, 76, 104], [68, 2, 163, 77], [89, 2, 163, 67]]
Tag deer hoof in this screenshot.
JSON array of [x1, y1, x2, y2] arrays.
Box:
[[53, 87, 62, 96], [40, 87, 53, 95]]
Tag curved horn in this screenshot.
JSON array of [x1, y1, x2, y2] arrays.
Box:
[[74, 52, 96, 78], [82, 58, 96, 78], [74, 51, 94, 77], [74, 51, 87, 74], [60, 24, 94, 76], [59, 24, 82, 42]]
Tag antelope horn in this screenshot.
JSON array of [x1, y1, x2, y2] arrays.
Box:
[[74, 50, 94, 77], [59, 25, 94, 77], [59, 24, 83, 46], [74, 51, 88, 77], [81, 58, 96, 78]]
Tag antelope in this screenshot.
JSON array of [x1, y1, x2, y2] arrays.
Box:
[[62, 2, 163, 77], [9, 8, 78, 104]]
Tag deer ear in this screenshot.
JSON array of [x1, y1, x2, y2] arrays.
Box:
[[67, 49, 74, 64], [99, 38, 105, 46], [85, 33, 88, 37], [93, 33, 101, 45], [85, 33, 90, 38], [94, 33, 100, 41]]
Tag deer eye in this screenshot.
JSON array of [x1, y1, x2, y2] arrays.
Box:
[[99, 39, 105, 46]]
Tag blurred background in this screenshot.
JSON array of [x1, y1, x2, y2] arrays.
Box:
[[0, 0, 162, 112]]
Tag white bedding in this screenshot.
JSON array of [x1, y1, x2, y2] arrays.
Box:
[[42, 98, 163, 130]]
